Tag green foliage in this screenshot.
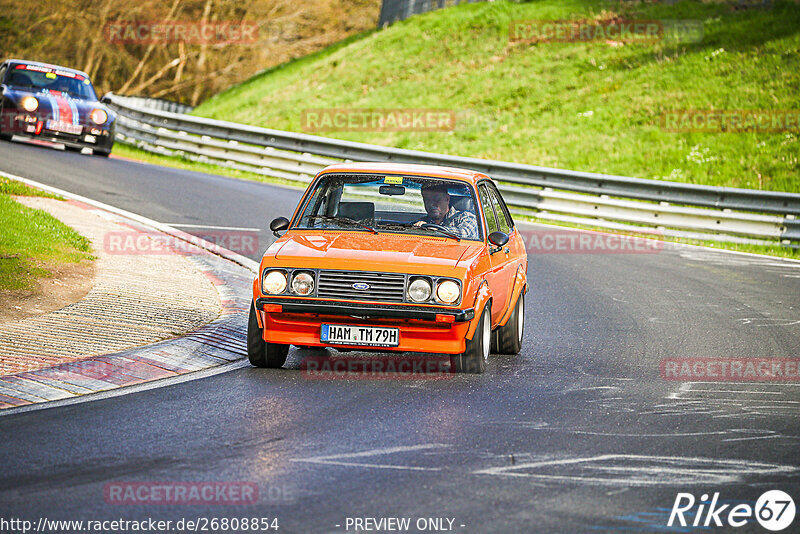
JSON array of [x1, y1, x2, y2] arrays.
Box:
[[193, 0, 800, 192], [0, 187, 93, 290]]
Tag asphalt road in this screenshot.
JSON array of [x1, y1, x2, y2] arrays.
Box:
[[1, 140, 799, 533]]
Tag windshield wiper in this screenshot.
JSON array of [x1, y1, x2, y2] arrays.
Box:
[[306, 215, 378, 234], [419, 223, 461, 241]]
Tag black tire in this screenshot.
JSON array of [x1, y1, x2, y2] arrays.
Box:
[[93, 149, 111, 157], [495, 292, 524, 355], [247, 302, 289, 368], [0, 107, 10, 141], [450, 304, 491, 374]]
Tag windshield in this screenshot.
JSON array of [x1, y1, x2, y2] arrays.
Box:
[[294, 174, 483, 241], [5, 64, 98, 100]]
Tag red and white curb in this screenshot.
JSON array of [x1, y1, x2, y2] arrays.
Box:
[[0, 172, 259, 415]]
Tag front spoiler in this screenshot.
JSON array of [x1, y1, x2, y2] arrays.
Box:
[[11, 133, 113, 153], [255, 297, 474, 322]]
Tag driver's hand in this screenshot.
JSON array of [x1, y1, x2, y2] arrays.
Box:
[[413, 221, 425, 227]]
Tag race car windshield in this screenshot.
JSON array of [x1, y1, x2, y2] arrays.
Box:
[[5, 66, 98, 100], [294, 174, 483, 241]]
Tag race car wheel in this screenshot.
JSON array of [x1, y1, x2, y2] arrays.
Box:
[[248, 302, 289, 368], [93, 149, 111, 157], [451, 304, 490, 374], [495, 292, 524, 355], [0, 107, 10, 140]]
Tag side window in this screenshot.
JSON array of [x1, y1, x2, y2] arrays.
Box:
[[478, 184, 499, 236], [487, 183, 514, 234]]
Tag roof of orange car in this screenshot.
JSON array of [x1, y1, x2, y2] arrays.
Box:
[[318, 162, 490, 185]]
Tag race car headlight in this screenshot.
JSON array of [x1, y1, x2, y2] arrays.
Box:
[[407, 278, 432, 303], [291, 271, 315, 296], [21, 96, 38, 112], [90, 108, 108, 125], [436, 280, 460, 304], [262, 270, 287, 294]]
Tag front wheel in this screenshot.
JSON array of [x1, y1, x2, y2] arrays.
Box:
[[450, 304, 491, 374], [247, 302, 289, 368], [495, 292, 524, 355]]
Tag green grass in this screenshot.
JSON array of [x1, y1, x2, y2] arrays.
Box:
[[0, 175, 62, 198], [193, 0, 800, 193], [0, 182, 93, 291]]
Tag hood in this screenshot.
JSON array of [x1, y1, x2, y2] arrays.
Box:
[[3, 87, 113, 124], [270, 231, 484, 273]]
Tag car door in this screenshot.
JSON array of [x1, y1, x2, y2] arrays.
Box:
[[478, 182, 509, 322], [485, 182, 526, 316]]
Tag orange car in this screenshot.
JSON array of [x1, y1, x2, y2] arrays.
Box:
[[248, 162, 528, 373]]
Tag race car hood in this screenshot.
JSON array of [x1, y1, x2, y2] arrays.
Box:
[[270, 231, 484, 273], [2, 86, 113, 125]]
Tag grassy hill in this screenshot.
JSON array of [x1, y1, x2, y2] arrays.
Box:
[[192, 0, 800, 193]]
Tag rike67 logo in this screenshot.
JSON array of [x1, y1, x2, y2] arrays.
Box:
[[669, 490, 795, 531]]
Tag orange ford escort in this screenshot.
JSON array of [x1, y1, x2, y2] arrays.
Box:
[[248, 163, 528, 373]]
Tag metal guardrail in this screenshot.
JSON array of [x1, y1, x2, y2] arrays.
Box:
[[104, 93, 800, 246], [378, 0, 485, 27], [110, 95, 194, 115]]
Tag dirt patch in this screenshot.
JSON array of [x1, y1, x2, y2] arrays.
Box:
[[0, 258, 96, 323]]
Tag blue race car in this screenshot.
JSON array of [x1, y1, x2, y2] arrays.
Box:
[[0, 59, 116, 156]]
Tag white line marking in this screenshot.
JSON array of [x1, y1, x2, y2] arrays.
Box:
[[290, 444, 448, 472], [296, 460, 441, 472], [165, 224, 262, 231], [299, 443, 448, 461], [722, 435, 785, 442], [473, 454, 799, 486], [0, 360, 250, 417]]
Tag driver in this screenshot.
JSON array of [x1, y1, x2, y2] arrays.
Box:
[[414, 183, 479, 240]]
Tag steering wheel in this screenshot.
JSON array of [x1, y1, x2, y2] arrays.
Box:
[[421, 223, 449, 232]]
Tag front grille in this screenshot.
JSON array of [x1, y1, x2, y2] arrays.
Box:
[[317, 270, 406, 302]]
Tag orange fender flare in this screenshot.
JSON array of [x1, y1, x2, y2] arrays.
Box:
[[497, 265, 528, 328], [466, 280, 492, 340]]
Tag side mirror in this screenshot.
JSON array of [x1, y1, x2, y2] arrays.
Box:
[[488, 231, 509, 247], [100, 93, 111, 104], [270, 216, 290, 236]]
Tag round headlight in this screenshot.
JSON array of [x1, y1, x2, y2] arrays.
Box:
[[291, 271, 314, 295], [436, 280, 460, 304], [90, 108, 108, 125], [407, 278, 432, 303], [262, 270, 287, 294], [21, 96, 38, 112]]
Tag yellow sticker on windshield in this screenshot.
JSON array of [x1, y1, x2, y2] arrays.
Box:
[[383, 176, 403, 184], [45, 72, 56, 79], [83, 78, 90, 84]]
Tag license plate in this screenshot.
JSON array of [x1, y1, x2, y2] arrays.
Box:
[[321, 324, 399, 347], [46, 120, 82, 135]]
